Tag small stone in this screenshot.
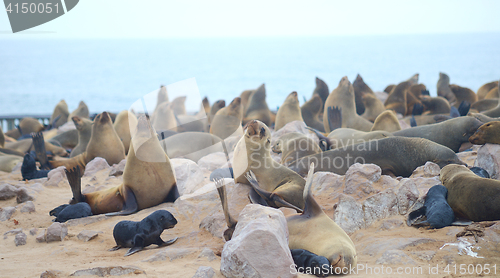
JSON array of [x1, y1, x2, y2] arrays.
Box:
[[198, 248, 217, 262], [83, 157, 110, 177], [333, 194, 365, 234], [29, 228, 38, 236], [36, 229, 46, 243], [20, 201, 35, 213], [170, 158, 206, 195], [46, 222, 68, 242], [0, 184, 17, 200], [423, 162, 440, 177], [199, 210, 227, 239], [70, 266, 144, 276], [40, 269, 64, 278], [0, 206, 16, 221], [198, 152, 227, 171], [3, 228, 22, 239], [192, 266, 215, 278], [376, 250, 416, 265], [16, 187, 35, 203], [363, 189, 398, 227], [474, 143, 500, 180], [77, 230, 99, 242], [14, 232, 27, 246], [108, 158, 126, 176], [378, 219, 404, 231], [44, 167, 66, 187]]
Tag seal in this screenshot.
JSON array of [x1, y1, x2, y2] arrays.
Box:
[[52, 202, 93, 223], [152, 101, 178, 132], [50, 112, 125, 171], [485, 86, 499, 99], [70, 116, 93, 158], [323, 76, 373, 133], [450, 84, 477, 108], [320, 127, 392, 150], [5, 137, 68, 157], [155, 85, 169, 113], [407, 184, 455, 229], [109, 210, 178, 256], [288, 137, 464, 177], [65, 115, 179, 215], [360, 93, 385, 122], [470, 99, 498, 113], [210, 97, 243, 139], [301, 94, 325, 132], [240, 90, 255, 117], [48, 129, 78, 149], [21, 153, 49, 180], [469, 121, 500, 145], [287, 163, 357, 271], [384, 84, 395, 94], [68, 100, 89, 121], [272, 132, 322, 165], [5, 117, 45, 139], [160, 132, 225, 162], [393, 116, 483, 152], [310, 77, 329, 113], [353, 74, 375, 116], [243, 84, 271, 126], [291, 249, 330, 277], [171, 96, 187, 116], [440, 164, 500, 221], [275, 91, 304, 130], [0, 154, 23, 172], [208, 99, 226, 125], [477, 81, 499, 100], [407, 83, 427, 100], [384, 74, 419, 116], [113, 110, 138, 154], [50, 100, 70, 129], [233, 120, 306, 211], [371, 110, 401, 132], [437, 72, 458, 106]]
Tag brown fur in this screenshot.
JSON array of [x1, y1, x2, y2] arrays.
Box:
[[275, 92, 303, 130]]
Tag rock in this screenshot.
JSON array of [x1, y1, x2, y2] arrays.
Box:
[[220, 204, 295, 278], [83, 157, 110, 177], [171, 158, 206, 195], [70, 266, 144, 276], [198, 152, 227, 171], [474, 143, 500, 180], [3, 228, 22, 239], [108, 158, 126, 176], [44, 167, 67, 187], [344, 163, 381, 199], [14, 232, 27, 246], [457, 147, 478, 167], [36, 229, 46, 243], [29, 228, 38, 236], [40, 270, 64, 278], [30, 182, 44, 192], [0, 206, 16, 221], [199, 209, 227, 239], [57, 121, 76, 133], [16, 187, 34, 203], [410, 251, 436, 261], [192, 266, 216, 278], [198, 248, 217, 262], [376, 250, 416, 265], [77, 230, 99, 242], [20, 201, 36, 213], [0, 183, 17, 200], [363, 189, 398, 227], [333, 194, 365, 234], [311, 172, 343, 195], [46, 223, 68, 242], [396, 179, 419, 215], [143, 248, 198, 262], [423, 162, 440, 177], [378, 219, 404, 231]]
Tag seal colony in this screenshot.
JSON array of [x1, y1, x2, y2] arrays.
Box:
[[1, 73, 499, 277]]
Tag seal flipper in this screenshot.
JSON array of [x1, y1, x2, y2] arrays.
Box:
[[215, 178, 238, 241], [327, 106, 342, 131], [407, 206, 426, 227], [105, 187, 138, 216], [164, 184, 180, 202], [65, 166, 85, 204], [49, 204, 70, 217], [458, 101, 470, 116], [412, 103, 424, 116], [158, 237, 178, 247], [249, 188, 270, 206], [108, 245, 122, 251], [245, 171, 303, 213], [410, 116, 417, 127], [450, 106, 460, 118], [32, 132, 50, 170], [125, 234, 145, 256]]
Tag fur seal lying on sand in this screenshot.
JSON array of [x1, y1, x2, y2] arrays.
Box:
[[393, 116, 483, 152], [21, 153, 49, 180], [109, 210, 178, 256], [288, 137, 464, 177], [407, 184, 454, 229], [440, 164, 500, 221], [51, 202, 93, 223], [64, 115, 179, 215]]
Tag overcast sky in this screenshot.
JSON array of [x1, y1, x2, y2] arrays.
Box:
[[1, 0, 499, 38]]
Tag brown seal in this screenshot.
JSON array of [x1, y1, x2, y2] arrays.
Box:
[[361, 93, 385, 122], [114, 110, 138, 155], [393, 116, 483, 152], [68, 101, 89, 121], [371, 110, 401, 132], [5, 117, 44, 139], [440, 164, 500, 221], [208, 99, 226, 125], [67, 115, 178, 215], [323, 76, 373, 132], [272, 132, 322, 165], [469, 121, 500, 145], [437, 72, 458, 106], [324, 128, 392, 150], [450, 84, 477, 107], [421, 97, 451, 115], [287, 163, 357, 271], [470, 99, 498, 113], [233, 120, 306, 211], [275, 92, 303, 130], [152, 101, 178, 132], [311, 77, 329, 113], [243, 84, 271, 126], [353, 74, 374, 115], [70, 116, 93, 158], [477, 81, 499, 100], [50, 100, 70, 128], [485, 86, 499, 99], [384, 84, 395, 94], [384, 74, 418, 116], [210, 97, 243, 139], [301, 94, 325, 132], [288, 137, 464, 177]]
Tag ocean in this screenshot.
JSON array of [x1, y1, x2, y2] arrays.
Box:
[[0, 33, 499, 116]]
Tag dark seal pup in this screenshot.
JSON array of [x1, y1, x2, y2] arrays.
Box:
[[50, 202, 93, 223], [291, 249, 330, 277], [109, 210, 178, 256], [407, 185, 455, 229], [21, 153, 50, 180]]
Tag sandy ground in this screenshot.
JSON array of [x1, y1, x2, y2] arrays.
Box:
[[1, 160, 500, 278]]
